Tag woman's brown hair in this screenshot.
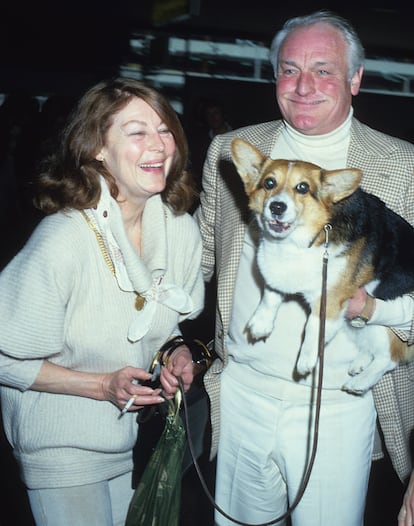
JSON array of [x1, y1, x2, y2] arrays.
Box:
[[34, 77, 196, 214]]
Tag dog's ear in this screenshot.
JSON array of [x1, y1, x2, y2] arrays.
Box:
[[231, 138, 265, 193], [320, 168, 363, 203]]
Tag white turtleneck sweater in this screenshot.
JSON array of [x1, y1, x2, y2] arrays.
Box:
[[271, 108, 350, 170]]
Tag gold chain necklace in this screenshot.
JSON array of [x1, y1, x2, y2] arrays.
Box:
[[81, 210, 146, 311]]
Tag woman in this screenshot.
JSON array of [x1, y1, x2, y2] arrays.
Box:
[[0, 77, 205, 526]]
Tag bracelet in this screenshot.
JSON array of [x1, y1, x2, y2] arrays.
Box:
[[159, 336, 214, 370], [188, 339, 213, 368], [159, 336, 186, 366]]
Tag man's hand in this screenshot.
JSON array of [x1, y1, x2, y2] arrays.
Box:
[[346, 287, 372, 319], [398, 470, 414, 525]]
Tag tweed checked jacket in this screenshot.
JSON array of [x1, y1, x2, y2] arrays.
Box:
[[195, 116, 414, 482]]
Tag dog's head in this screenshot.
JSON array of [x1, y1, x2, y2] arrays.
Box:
[[231, 138, 362, 245]]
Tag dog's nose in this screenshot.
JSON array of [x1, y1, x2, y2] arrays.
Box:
[[269, 201, 287, 217]]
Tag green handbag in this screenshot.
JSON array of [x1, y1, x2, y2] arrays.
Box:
[[125, 390, 186, 526]]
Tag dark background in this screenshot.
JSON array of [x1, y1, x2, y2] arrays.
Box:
[[1, 1, 414, 138]]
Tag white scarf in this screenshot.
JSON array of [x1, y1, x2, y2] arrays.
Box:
[[83, 178, 193, 341]]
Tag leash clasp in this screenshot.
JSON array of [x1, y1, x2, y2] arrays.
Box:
[[323, 224, 332, 258]]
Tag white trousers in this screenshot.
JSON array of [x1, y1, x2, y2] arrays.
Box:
[[215, 363, 376, 526], [28, 471, 134, 526]]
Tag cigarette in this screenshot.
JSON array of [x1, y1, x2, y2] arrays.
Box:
[[118, 379, 139, 418], [119, 395, 137, 417]]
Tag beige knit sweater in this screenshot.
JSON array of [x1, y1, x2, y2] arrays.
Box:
[[0, 193, 204, 489]]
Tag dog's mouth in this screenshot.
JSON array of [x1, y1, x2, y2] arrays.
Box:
[[267, 218, 291, 234]]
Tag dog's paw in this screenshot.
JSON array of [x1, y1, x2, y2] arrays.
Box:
[[347, 351, 373, 376], [343, 358, 397, 394], [247, 309, 274, 340], [296, 333, 319, 374], [342, 375, 374, 395], [247, 317, 273, 341], [296, 350, 318, 375]]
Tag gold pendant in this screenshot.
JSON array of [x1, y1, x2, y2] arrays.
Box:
[[135, 294, 146, 311]]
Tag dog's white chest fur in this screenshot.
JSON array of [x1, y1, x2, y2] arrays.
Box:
[[257, 237, 345, 299], [248, 234, 345, 343]]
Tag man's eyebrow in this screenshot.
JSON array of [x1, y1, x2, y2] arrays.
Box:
[[278, 59, 297, 67], [279, 59, 331, 68]]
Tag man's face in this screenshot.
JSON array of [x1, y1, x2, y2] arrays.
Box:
[[276, 22, 362, 135]]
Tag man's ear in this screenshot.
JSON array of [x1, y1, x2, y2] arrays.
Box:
[[350, 66, 364, 96]]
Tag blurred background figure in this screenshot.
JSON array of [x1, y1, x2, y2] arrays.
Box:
[[187, 97, 233, 195]]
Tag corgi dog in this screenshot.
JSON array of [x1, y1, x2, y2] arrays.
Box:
[[231, 137, 414, 393]]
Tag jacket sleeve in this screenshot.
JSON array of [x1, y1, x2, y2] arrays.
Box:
[[392, 167, 414, 346], [193, 136, 223, 282], [399, 164, 414, 345], [350, 125, 414, 346], [392, 295, 414, 346]]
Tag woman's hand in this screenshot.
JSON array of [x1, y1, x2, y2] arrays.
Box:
[[160, 345, 194, 398], [398, 470, 414, 525], [101, 366, 164, 412], [31, 361, 165, 413]]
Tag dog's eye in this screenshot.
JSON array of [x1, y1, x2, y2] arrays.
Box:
[[296, 182, 309, 194], [263, 177, 276, 190]]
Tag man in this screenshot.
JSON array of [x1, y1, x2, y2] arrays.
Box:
[[194, 10, 414, 526]]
